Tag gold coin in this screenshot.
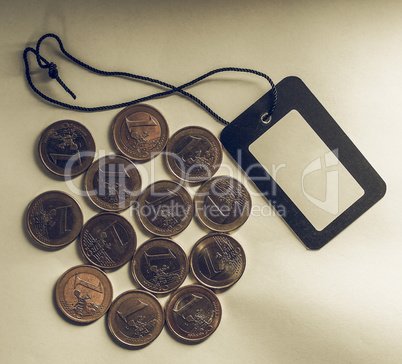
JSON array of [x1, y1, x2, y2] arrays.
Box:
[[136, 180, 193, 236], [107, 290, 164, 347], [112, 104, 169, 161], [38, 120, 95, 177], [194, 176, 251, 232], [80, 212, 137, 270], [84, 155, 141, 212], [26, 190, 83, 249], [165, 126, 222, 183], [131, 237, 188, 294], [55, 265, 113, 324], [190, 233, 246, 290], [165, 284, 222, 343]]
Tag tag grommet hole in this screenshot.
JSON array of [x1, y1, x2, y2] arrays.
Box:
[[260, 113, 272, 124]]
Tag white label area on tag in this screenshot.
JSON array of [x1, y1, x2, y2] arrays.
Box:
[[249, 110, 364, 231]]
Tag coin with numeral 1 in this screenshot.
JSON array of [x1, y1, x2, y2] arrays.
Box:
[[26, 190, 83, 249], [136, 180, 194, 236], [112, 104, 169, 161], [107, 290, 165, 347], [55, 265, 113, 324], [84, 155, 142, 212], [131, 237, 188, 294], [165, 126, 222, 183], [190, 233, 246, 290], [194, 176, 251, 232], [165, 284, 222, 344], [38, 120, 96, 177], [80, 212, 137, 270]]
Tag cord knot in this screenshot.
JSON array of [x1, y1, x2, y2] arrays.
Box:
[[48, 62, 58, 79]]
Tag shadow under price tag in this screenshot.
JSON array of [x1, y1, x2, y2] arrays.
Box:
[[220, 76, 386, 250]]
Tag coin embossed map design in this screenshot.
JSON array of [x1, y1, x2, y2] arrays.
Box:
[[190, 233, 246, 290], [84, 155, 142, 211], [165, 284, 222, 343], [113, 104, 169, 161], [165, 126, 222, 183], [131, 237, 188, 294], [55, 265, 113, 324], [194, 176, 251, 232], [80, 212, 137, 270], [38, 120, 96, 177], [26, 190, 83, 249], [136, 180, 194, 236], [107, 290, 165, 347]]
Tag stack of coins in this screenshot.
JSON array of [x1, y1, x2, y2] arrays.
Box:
[[26, 104, 251, 347]]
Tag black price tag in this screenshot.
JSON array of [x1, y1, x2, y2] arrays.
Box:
[[220, 76, 386, 250]]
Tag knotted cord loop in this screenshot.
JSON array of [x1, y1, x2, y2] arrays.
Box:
[[23, 33, 277, 125], [47, 63, 58, 79]]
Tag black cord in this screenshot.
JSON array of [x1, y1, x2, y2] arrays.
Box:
[[23, 33, 277, 125]]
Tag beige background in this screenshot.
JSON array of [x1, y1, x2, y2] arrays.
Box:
[[1, 1, 401, 363]]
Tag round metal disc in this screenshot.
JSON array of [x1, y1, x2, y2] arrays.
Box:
[[38, 120, 95, 177], [194, 176, 251, 232], [55, 265, 113, 324], [112, 104, 169, 161], [165, 284, 222, 343], [165, 126, 222, 183], [190, 233, 246, 289], [107, 290, 164, 347], [26, 190, 83, 249]]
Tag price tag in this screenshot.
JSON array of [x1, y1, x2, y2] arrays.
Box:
[[220, 76, 386, 250]]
